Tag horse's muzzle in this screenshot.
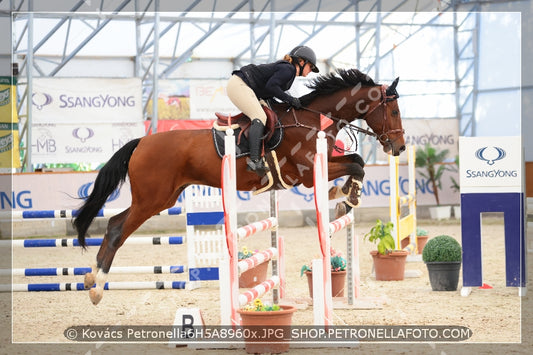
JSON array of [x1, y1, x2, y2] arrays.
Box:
[[394, 145, 406, 156], [384, 143, 406, 156]]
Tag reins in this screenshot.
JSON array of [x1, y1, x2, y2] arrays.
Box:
[[279, 84, 404, 153], [296, 106, 378, 138]]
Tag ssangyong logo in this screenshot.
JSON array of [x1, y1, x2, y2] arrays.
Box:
[[32, 92, 53, 110], [78, 182, 120, 204], [72, 127, 95, 143], [466, 145, 517, 179], [475, 146, 506, 166]]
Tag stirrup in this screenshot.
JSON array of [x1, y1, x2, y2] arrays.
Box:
[[246, 158, 269, 177]]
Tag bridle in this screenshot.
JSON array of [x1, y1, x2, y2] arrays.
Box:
[[366, 85, 405, 151], [282, 84, 404, 153]]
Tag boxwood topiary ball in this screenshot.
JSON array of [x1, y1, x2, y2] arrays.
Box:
[[422, 235, 462, 263]]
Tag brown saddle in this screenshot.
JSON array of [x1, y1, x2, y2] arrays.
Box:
[[214, 106, 278, 143]]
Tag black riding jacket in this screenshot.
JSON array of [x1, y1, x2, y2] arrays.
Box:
[[232, 60, 296, 104]]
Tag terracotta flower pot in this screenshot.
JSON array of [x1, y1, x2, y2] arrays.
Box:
[[237, 305, 296, 354], [370, 250, 408, 281], [304, 270, 346, 298], [239, 260, 268, 288], [416, 235, 429, 254], [400, 235, 429, 254]]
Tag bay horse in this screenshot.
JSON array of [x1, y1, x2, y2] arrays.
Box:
[[73, 68, 405, 305]]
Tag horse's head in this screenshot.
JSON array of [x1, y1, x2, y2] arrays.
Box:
[[363, 77, 406, 156], [299, 69, 406, 156]]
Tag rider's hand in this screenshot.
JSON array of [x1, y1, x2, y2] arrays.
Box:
[[288, 96, 302, 109]]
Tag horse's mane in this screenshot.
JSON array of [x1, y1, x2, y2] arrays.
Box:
[[300, 68, 377, 106]]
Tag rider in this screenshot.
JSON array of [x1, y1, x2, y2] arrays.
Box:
[[227, 45, 319, 177]]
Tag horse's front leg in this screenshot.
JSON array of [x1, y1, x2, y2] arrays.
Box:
[[327, 153, 365, 213]]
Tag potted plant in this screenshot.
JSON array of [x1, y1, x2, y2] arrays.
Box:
[[237, 299, 296, 354], [447, 155, 461, 219], [400, 227, 430, 254], [415, 143, 451, 220], [238, 246, 268, 288], [415, 227, 430, 254], [300, 247, 347, 297], [364, 219, 408, 281], [422, 235, 462, 291]]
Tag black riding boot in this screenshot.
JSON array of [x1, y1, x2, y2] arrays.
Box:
[[247, 119, 269, 177]]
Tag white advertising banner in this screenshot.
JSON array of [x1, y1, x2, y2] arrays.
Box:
[[5, 172, 132, 211], [403, 118, 459, 157], [32, 78, 142, 123], [189, 80, 239, 119], [31, 122, 144, 164], [367, 118, 459, 163], [3, 164, 459, 212], [29, 78, 144, 164], [459, 136, 523, 193]]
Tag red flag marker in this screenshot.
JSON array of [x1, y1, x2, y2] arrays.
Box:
[[320, 114, 333, 131]]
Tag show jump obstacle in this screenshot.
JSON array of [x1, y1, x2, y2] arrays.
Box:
[[313, 131, 371, 326], [459, 136, 527, 296], [219, 128, 284, 326], [3, 207, 181, 219], [1, 187, 226, 292], [312, 131, 334, 326], [184, 184, 224, 289], [389, 145, 418, 255], [0, 234, 188, 292]]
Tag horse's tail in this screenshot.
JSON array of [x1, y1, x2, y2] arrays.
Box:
[[73, 138, 141, 249]]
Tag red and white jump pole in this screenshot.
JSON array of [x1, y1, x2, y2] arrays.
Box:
[[219, 128, 284, 326], [313, 131, 360, 325], [313, 131, 334, 326]]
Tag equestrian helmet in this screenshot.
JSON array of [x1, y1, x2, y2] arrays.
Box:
[[290, 45, 319, 73]]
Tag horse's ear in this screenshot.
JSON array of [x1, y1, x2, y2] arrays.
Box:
[[390, 77, 399, 90], [386, 77, 399, 97]]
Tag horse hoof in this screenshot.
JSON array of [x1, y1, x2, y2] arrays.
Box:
[[84, 273, 96, 289], [334, 202, 347, 219], [89, 287, 103, 305], [329, 186, 341, 200]]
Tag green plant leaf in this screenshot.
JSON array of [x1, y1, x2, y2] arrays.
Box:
[[422, 235, 462, 262], [366, 219, 397, 255], [415, 143, 450, 206], [416, 227, 428, 236], [377, 242, 386, 255], [382, 235, 395, 250], [300, 264, 311, 277]]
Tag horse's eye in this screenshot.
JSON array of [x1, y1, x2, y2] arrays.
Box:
[[392, 110, 399, 115]]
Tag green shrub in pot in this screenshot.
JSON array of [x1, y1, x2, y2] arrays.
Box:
[[422, 235, 462, 262], [422, 235, 462, 291]]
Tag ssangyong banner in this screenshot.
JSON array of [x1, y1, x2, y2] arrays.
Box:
[[3, 164, 459, 212], [5, 172, 131, 211], [365, 118, 459, 163], [31, 78, 142, 123], [29, 78, 144, 164], [403, 118, 459, 157], [31, 122, 144, 164], [459, 136, 523, 193]]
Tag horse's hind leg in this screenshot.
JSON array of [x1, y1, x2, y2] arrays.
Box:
[[85, 207, 153, 305], [83, 209, 128, 304]]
